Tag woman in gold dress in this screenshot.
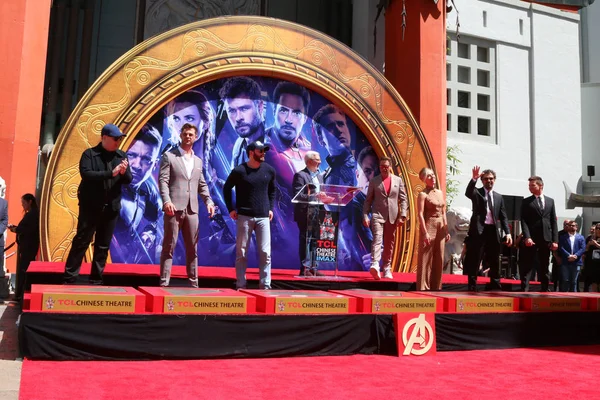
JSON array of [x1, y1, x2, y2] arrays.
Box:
[[416, 168, 450, 290]]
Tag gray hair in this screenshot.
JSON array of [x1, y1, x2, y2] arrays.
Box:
[[304, 151, 320, 164]]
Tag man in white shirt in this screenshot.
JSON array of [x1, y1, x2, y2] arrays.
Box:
[[463, 166, 512, 291], [519, 175, 559, 291], [158, 123, 215, 287]]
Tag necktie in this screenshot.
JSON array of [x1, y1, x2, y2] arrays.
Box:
[[487, 191, 493, 215], [537, 196, 543, 211]]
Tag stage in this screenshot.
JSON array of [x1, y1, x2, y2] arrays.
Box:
[[19, 311, 600, 360], [26, 261, 539, 292], [22, 261, 594, 361]]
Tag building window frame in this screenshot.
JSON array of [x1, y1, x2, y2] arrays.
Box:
[[447, 34, 497, 144]]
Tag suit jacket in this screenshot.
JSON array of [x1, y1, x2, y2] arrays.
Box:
[[292, 168, 324, 223], [362, 174, 408, 224], [77, 144, 133, 212], [465, 179, 510, 242], [159, 147, 213, 213], [558, 233, 586, 266], [520, 195, 558, 243], [0, 197, 7, 247]]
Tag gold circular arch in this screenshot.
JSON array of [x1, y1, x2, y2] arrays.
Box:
[[41, 16, 436, 272]]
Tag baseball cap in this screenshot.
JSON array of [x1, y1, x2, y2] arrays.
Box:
[[247, 140, 270, 153], [101, 124, 126, 138]]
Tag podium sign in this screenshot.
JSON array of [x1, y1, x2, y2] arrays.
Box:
[[315, 210, 339, 263], [393, 313, 437, 356], [291, 183, 360, 277]]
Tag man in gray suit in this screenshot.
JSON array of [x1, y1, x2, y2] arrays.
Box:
[[159, 123, 214, 287], [362, 157, 408, 280]]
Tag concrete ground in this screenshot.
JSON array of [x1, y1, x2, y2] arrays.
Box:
[[0, 299, 22, 400]]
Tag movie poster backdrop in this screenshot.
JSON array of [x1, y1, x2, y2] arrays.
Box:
[[110, 76, 381, 271]]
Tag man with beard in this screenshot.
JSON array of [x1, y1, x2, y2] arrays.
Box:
[[219, 77, 267, 169], [463, 166, 512, 291], [313, 105, 371, 271], [356, 146, 378, 195], [112, 124, 163, 264], [263, 82, 312, 266], [224, 141, 276, 290], [159, 123, 215, 287], [63, 124, 132, 285], [265, 81, 311, 174]]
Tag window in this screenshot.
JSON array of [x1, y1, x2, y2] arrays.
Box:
[[446, 35, 496, 143]]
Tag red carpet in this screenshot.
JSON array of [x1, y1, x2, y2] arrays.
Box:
[[20, 345, 600, 400]]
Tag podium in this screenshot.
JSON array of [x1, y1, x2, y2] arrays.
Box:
[[291, 183, 361, 279]]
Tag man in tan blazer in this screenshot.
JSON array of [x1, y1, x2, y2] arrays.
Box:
[[362, 157, 408, 280], [159, 123, 214, 287]]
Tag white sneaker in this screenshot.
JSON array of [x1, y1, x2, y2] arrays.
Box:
[[383, 269, 394, 279], [370, 267, 381, 280]]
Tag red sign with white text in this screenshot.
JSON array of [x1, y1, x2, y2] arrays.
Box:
[[393, 313, 436, 356]]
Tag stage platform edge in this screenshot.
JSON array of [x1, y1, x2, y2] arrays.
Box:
[[29, 284, 145, 313], [138, 287, 256, 314]]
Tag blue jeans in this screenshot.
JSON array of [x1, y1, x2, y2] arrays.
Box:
[[236, 215, 271, 289], [559, 264, 580, 292]]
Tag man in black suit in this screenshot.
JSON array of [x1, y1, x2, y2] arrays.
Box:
[[291, 151, 331, 276], [463, 166, 512, 291], [520, 175, 558, 291]]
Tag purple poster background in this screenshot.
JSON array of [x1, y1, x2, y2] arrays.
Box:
[[110, 76, 380, 271]]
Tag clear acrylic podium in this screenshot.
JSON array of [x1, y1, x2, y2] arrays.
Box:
[[291, 183, 361, 280]]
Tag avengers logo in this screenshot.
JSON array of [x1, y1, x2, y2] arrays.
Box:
[[401, 314, 435, 356]]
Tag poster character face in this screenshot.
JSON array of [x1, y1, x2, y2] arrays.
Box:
[[127, 140, 159, 186], [361, 154, 378, 182], [317, 111, 351, 156], [274, 93, 307, 142], [168, 102, 203, 141], [224, 96, 264, 138]]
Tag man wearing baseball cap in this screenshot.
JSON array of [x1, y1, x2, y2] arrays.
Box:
[[63, 123, 132, 284], [223, 140, 276, 290]]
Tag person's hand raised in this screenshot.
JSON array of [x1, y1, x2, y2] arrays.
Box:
[[472, 166, 481, 181]]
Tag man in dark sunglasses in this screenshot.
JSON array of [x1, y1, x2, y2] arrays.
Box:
[[463, 165, 512, 291]]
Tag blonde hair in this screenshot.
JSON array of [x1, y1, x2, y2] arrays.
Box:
[[419, 167, 433, 181]]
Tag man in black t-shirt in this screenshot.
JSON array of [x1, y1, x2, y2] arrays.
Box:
[[224, 140, 276, 289]]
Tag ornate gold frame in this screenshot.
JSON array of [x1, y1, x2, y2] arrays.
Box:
[[41, 16, 436, 272]]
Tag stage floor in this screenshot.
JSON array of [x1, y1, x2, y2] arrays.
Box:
[[26, 261, 539, 292]]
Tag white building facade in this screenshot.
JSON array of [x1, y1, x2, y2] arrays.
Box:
[[580, 0, 600, 228], [446, 0, 583, 228]]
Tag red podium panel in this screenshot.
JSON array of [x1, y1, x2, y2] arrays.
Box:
[[329, 289, 443, 313], [393, 313, 437, 356], [414, 292, 519, 313], [501, 293, 584, 312], [553, 292, 600, 311], [138, 287, 256, 314], [241, 290, 356, 314], [30, 284, 145, 313]]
